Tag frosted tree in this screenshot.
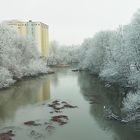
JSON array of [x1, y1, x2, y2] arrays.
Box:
[[79, 31, 114, 74], [99, 28, 130, 85], [0, 25, 48, 88], [78, 8, 140, 121], [47, 40, 59, 65], [78, 37, 94, 70], [47, 41, 79, 65]]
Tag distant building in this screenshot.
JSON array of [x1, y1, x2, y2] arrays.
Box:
[[3, 20, 49, 57]]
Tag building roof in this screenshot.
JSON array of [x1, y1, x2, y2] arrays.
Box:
[[2, 20, 48, 27]]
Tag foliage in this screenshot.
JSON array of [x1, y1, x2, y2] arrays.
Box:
[[0, 25, 48, 88], [47, 41, 79, 65], [78, 9, 140, 121]]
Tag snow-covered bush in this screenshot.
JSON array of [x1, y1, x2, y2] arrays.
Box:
[[122, 91, 140, 113], [22, 59, 48, 76], [121, 91, 140, 122], [0, 25, 48, 88], [0, 67, 15, 88]]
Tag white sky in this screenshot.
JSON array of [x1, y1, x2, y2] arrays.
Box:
[[0, 0, 140, 45]]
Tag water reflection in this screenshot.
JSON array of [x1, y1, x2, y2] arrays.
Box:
[[78, 72, 140, 140], [49, 68, 72, 87], [0, 76, 50, 123], [78, 72, 123, 115]]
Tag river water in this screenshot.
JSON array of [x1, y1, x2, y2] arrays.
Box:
[[0, 67, 140, 140]]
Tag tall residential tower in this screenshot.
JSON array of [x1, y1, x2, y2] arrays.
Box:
[[3, 20, 49, 57]]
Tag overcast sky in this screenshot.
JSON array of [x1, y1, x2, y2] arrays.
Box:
[[0, 0, 140, 45]]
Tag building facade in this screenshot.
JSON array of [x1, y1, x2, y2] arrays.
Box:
[[3, 20, 49, 57]]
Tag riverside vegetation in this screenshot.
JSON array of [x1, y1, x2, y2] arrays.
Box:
[[48, 9, 140, 122], [0, 25, 48, 88]]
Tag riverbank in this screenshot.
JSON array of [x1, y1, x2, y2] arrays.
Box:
[[0, 67, 55, 90]]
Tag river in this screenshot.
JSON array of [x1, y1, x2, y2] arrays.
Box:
[[0, 67, 140, 140]]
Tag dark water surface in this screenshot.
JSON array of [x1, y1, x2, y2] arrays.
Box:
[[0, 68, 140, 140]]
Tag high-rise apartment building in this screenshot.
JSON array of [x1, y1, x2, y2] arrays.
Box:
[[3, 20, 49, 57]]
